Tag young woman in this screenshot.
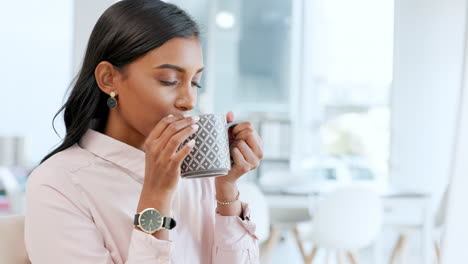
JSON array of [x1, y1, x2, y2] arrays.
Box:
[[24, 1, 263, 263]]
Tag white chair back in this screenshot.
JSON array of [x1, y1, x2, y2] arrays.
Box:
[[312, 187, 383, 250], [0, 215, 30, 264], [237, 182, 270, 243], [435, 188, 448, 228]]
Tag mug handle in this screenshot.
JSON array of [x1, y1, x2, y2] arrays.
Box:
[[227, 122, 239, 165]]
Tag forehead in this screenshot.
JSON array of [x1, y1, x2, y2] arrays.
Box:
[[137, 37, 204, 70]]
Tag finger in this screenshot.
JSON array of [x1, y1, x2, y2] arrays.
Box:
[[172, 139, 196, 166], [143, 115, 182, 152], [163, 123, 199, 155], [231, 122, 254, 137], [234, 140, 260, 169], [228, 123, 240, 144], [231, 147, 250, 174], [231, 147, 249, 167], [233, 130, 263, 158], [146, 115, 183, 142], [158, 116, 200, 145], [226, 111, 235, 124]]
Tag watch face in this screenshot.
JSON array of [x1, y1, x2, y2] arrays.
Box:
[[139, 209, 163, 233]]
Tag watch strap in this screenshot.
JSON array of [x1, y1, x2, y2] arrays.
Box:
[[162, 217, 177, 230], [133, 214, 140, 226]]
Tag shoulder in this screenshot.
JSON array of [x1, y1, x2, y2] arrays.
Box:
[[27, 143, 95, 191], [25, 144, 97, 217]]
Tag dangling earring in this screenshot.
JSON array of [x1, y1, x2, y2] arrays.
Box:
[[107, 91, 118, 109]]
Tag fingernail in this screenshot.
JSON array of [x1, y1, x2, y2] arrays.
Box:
[[192, 124, 199, 130], [192, 116, 200, 122], [168, 114, 174, 117], [187, 139, 196, 147]]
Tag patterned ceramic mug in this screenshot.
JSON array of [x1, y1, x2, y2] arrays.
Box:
[[178, 114, 232, 178]]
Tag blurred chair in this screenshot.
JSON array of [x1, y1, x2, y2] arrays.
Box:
[[263, 206, 312, 264], [258, 169, 314, 264], [0, 215, 30, 264], [294, 187, 383, 264], [237, 181, 270, 243], [388, 189, 448, 264]]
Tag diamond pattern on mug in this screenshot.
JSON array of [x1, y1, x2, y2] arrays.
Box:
[[202, 160, 210, 169], [179, 114, 231, 176], [208, 150, 216, 160]]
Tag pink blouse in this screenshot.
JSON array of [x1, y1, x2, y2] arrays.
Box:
[[24, 129, 259, 263]]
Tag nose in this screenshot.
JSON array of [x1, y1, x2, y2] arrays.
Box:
[[175, 84, 197, 112]]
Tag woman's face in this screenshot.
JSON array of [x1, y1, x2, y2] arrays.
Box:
[[114, 36, 204, 138]]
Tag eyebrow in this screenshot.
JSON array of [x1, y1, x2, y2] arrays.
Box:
[[154, 64, 204, 74]]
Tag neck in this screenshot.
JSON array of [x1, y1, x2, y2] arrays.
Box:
[[104, 109, 146, 151]]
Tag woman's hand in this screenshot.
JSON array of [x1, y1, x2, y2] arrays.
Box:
[[215, 111, 264, 208], [138, 114, 200, 214], [135, 114, 200, 240]]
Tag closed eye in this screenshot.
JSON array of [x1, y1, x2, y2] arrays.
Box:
[[192, 81, 202, 89], [160, 80, 178, 86], [159, 80, 202, 89]]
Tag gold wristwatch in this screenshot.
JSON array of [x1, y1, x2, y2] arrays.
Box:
[[134, 208, 176, 234]]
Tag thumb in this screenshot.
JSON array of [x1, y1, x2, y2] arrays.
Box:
[[226, 111, 235, 123]]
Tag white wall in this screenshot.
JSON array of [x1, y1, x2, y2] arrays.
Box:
[[441, 20, 468, 260], [0, 0, 73, 165], [0, 0, 120, 165], [390, 0, 467, 198], [73, 0, 117, 73]]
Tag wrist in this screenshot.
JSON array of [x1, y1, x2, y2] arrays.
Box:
[[216, 190, 240, 205], [215, 179, 238, 201], [215, 191, 242, 217], [137, 190, 173, 216]]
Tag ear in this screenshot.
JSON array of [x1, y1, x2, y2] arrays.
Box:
[[94, 61, 121, 95]]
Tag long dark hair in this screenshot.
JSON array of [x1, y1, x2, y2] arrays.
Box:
[[41, 0, 199, 164]]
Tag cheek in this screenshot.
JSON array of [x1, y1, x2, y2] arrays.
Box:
[[118, 78, 175, 134]]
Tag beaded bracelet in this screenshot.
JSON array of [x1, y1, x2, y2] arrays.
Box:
[[216, 191, 240, 205]]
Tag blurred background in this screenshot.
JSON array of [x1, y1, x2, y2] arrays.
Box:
[[0, 0, 465, 263]]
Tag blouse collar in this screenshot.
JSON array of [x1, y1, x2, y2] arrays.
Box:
[[79, 129, 145, 183]]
